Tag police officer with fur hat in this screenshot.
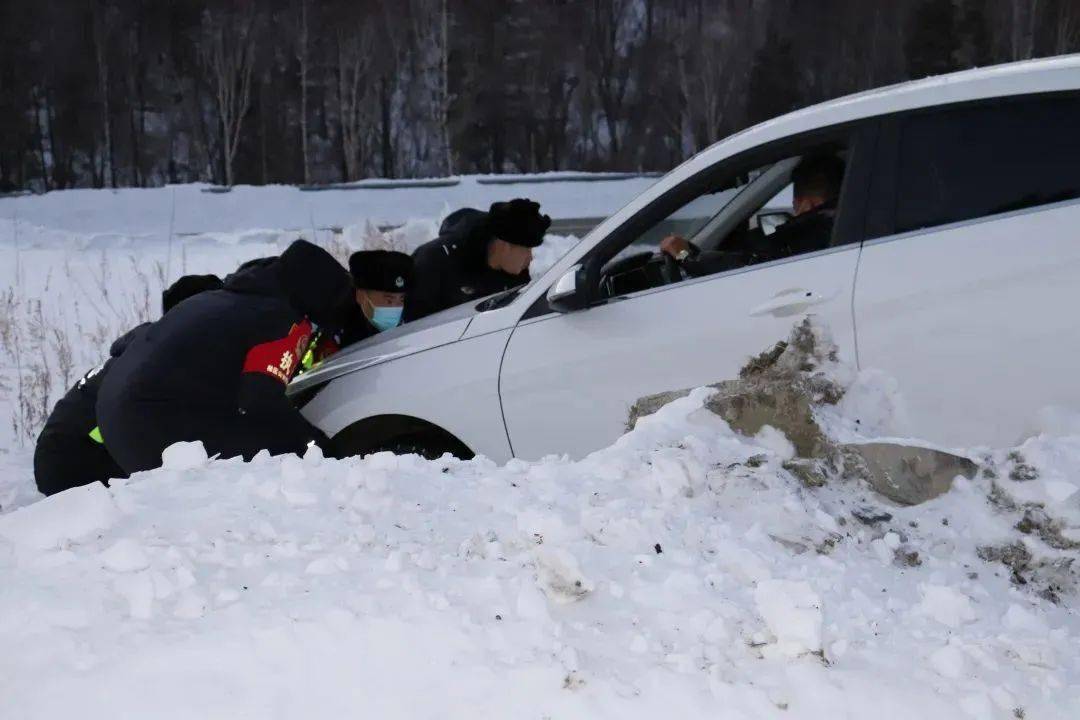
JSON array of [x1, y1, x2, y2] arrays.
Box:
[[293, 250, 412, 374], [403, 198, 551, 322], [341, 250, 413, 345]]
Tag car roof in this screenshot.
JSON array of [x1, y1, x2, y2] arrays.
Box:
[[687, 55, 1080, 175]]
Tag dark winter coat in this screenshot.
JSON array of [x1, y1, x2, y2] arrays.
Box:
[[403, 209, 530, 322], [33, 325, 145, 495], [683, 204, 837, 278], [96, 241, 353, 473]]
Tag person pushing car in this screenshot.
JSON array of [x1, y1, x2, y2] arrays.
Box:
[[33, 274, 223, 495], [96, 240, 354, 474], [341, 250, 413, 344], [295, 250, 414, 374], [403, 198, 550, 321]]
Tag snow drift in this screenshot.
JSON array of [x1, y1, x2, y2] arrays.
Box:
[[2, 321, 1079, 718]]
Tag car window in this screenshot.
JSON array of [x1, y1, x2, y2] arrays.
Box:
[[619, 185, 742, 256], [751, 183, 794, 236], [596, 144, 848, 300], [895, 93, 1080, 233]]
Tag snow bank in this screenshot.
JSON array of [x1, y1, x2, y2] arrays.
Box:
[[2, 382, 1079, 718], [0, 481, 117, 549], [0, 174, 654, 237]]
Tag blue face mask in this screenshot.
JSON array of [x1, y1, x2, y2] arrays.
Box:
[[371, 305, 403, 332]]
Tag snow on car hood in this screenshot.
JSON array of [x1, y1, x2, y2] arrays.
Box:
[[288, 301, 480, 394]]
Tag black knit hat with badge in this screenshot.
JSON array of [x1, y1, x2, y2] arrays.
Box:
[[349, 250, 412, 293], [487, 198, 551, 248]]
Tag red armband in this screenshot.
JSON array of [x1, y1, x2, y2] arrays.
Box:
[[315, 335, 340, 361], [242, 319, 313, 384]]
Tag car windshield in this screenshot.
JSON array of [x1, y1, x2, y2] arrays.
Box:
[[475, 286, 523, 312]]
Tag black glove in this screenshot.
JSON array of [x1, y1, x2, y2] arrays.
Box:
[[488, 198, 551, 248]]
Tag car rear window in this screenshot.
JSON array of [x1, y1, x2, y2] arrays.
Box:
[[895, 93, 1080, 233]]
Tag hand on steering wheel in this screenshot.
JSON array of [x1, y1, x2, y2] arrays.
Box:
[[661, 252, 683, 285], [659, 234, 690, 285]]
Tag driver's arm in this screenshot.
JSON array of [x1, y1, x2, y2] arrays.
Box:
[[662, 234, 747, 278], [659, 235, 701, 261]]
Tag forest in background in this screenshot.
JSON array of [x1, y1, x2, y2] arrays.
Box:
[[1, 0, 1078, 192]]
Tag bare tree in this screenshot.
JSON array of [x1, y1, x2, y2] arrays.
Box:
[[586, 0, 637, 166], [410, 0, 453, 175], [91, 0, 115, 188], [1009, 0, 1040, 60], [373, 0, 409, 178], [1054, 0, 1080, 54], [126, 19, 146, 187], [333, 24, 376, 182], [670, 6, 744, 152], [198, 7, 258, 187], [297, 0, 311, 185], [437, 0, 453, 175]]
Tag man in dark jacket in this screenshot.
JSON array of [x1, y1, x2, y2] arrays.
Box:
[[96, 240, 354, 474], [660, 153, 846, 276], [403, 198, 551, 321], [33, 274, 223, 496]]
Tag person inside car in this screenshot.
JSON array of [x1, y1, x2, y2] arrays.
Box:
[[403, 198, 551, 321], [660, 153, 846, 276]]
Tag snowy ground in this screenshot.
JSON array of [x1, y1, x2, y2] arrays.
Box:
[[2, 180, 1080, 718], [1, 370, 1079, 718]]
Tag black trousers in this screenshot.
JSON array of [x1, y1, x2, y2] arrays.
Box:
[[98, 403, 317, 475], [33, 430, 126, 496]]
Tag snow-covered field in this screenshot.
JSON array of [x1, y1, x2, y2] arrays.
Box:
[[2, 179, 1080, 718], [2, 368, 1079, 718]]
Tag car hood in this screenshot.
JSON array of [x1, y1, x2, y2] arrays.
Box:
[[287, 301, 479, 394]]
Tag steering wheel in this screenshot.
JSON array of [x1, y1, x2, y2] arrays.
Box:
[[660, 251, 683, 285]]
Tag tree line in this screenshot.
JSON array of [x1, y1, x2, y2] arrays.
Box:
[[0, 0, 1077, 193]]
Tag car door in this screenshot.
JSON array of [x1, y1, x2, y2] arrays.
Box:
[[498, 125, 877, 461], [854, 92, 1080, 448]]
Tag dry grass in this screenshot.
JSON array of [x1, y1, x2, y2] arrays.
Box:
[[1, 251, 161, 447]]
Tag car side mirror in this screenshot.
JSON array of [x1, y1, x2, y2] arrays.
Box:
[[546, 264, 592, 313]]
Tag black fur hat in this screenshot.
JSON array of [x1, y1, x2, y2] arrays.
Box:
[[349, 250, 412, 293], [487, 198, 551, 248]]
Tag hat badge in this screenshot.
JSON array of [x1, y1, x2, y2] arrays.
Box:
[[395, 276, 404, 288]]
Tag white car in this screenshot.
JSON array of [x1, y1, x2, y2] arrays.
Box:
[[290, 56, 1080, 462]]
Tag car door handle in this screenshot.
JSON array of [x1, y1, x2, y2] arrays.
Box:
[[750, 288, 836, 317]]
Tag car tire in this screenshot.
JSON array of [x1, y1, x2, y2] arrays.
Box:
[[366, 433, 468, 461]]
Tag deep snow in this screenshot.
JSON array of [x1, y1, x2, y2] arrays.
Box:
[[2, 335, 1080, 718]]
